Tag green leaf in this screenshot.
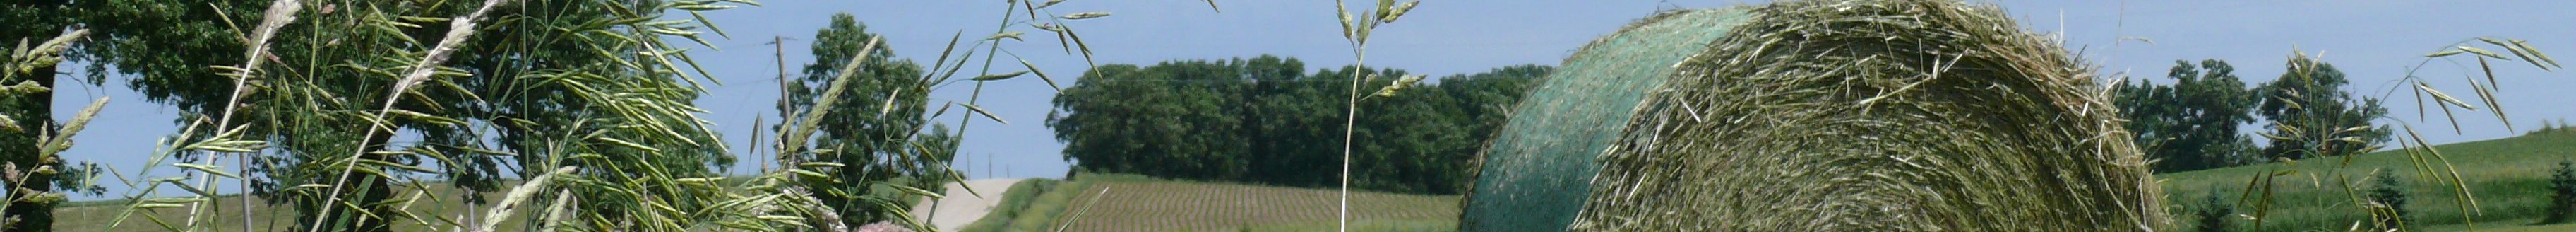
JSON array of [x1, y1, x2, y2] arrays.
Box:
[[1030, 23, 1068, 33], [592, 137, 664, 152], [987, 31, 1026, 42], [692, 11, 732, 39], [971, 71, 1030, 81], [0, 81, 48, 95], [922, 30, 965, 83], [172, 163, 242, 179], [1381, 1, 1418, 24], [1020, 59, 1062, 90], [40, 97, 107, 155], [183, 139, 268, 153], [786, 37, 886, 151], [2416, 82, 2476, 110], [787, 169, 830, 180], [648, 28, 701, 37], [384, 109, 467, 126], [2423, 50, 2464, 58], [1059, 12, 1112, 20], [2457, 46, 2512, 60], [2486, 37, 2551, 71], [672, 4, 737, 11], [2509, 39, 2560, 68], [885, 183, 944, 199], [960, 103, 1010, 125]]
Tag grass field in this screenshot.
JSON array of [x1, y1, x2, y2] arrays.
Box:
[[54, 184, 506, 231], [60, 131, 2568, 231], [960, 173, 1460, 232], [2159, 129, 2576, 231]]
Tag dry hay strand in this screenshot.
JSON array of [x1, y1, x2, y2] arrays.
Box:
[[1570, 0, 2164, 231], [1460, 8, 1751, 232]]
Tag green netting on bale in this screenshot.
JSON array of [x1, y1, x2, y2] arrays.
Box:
[[1569, 0, 2166, 231], [1458, 8, 1750, 232]]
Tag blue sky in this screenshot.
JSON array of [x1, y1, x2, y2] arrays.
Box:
[[48, 0, 2576, 199]]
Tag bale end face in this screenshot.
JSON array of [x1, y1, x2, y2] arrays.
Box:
[[1571, 0, 2166, 231]]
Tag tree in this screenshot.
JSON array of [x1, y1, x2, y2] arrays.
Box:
[[2117, 59, 2261, 172], [1238, 55, 1336, 187], [2546, 161, 2576, 224], [0, 0, 100, 230], [74, 0, 740, 230], [777, 13, 957, 226], [73, 3, 432, 229], [2254, 57, 2390, 160], [1049, 57, 1546, 195], [1049, 60, 1248, 180]]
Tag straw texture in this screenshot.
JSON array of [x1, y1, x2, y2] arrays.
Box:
[[1570, 0, 2165, 231]]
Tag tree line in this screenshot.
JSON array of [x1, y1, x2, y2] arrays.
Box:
[[1047, 54, 2392, 190], [1047, 56, 1546, 195], [2115, 57, 2390, 173], [2, 0, 961, 230]]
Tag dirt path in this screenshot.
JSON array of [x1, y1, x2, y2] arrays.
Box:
[[910, 178, 1025, 231]]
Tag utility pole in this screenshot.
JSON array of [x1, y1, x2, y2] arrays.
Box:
[[765, 35, 796, 170]]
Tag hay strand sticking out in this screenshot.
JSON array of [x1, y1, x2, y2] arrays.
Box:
[[1460, 8, 1752, 232], [1571, 0, 2164, 231]]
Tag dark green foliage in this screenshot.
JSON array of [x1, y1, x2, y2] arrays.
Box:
[[2116, 60, 2261, 173], [2546, 161, 2576, 224], [0, 0, 71, 230], [2195, 192, 2235, 232], [2536, 119, 2568, 136], [2368, 170, 2409, 228], [1047, 55, 1544, 195], [0, 1, 113, 230], [73, 0, 736, 230], [2254, 57, 2390, 160], [1051, 60, 1253, 182], [777, 13, 958, 227]]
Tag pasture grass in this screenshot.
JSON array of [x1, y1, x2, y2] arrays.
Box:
[[957, 178, 1062, 232], [2159, 131, 2576, 231], [55, 183, 505, 231]]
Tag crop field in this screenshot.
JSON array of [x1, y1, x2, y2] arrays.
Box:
[[967, 173, 1459, 232], [2158, 130, 2576, 231]]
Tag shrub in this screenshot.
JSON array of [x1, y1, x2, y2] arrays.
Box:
[[2366, 170, 2408, 228], [2195, 192, 2235, 232], [2546, 161, 2576, 224]]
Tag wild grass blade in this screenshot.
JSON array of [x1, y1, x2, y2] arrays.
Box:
[[785, 37, 884, 151], [1019, 59, 1061, 90], [473, 166, 576, 232]]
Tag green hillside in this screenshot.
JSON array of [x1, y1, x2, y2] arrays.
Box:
[[2158, 130, 2576, 231], [960, 173, 1459, 232]]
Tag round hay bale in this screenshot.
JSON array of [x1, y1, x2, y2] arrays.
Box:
[[1570, 0, 2165, 231], [1459, 8, 1751, 231]]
